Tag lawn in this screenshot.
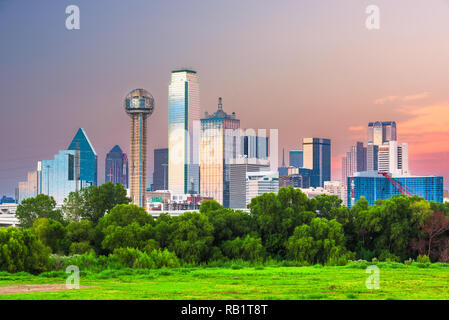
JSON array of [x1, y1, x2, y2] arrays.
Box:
[[1, 263, 449, 300]]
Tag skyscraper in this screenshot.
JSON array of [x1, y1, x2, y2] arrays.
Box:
[[67, 128, 98, 187], [200, 97, 240, 207], [368, 121, 397, 146], [152, 148, 168, 191], [168, 69, 200, 195], [38, 149, 89, 204], [366, 144, 379, 171], [124, 89, 155, 207], [302, 138, 331, 187], [289, 150, 303, 168], [105, 145, 128, 188], [348, 171, 443, 208]]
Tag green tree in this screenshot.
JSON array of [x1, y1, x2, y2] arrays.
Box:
[[286, 217, 352, 265], [352, 195, 426, 260], [16, 194, 63, 228], [66, 219, 95, 254], [62, 191, 84, 222], [221, 235, 265, 262], [97, 204, 155, 253], [206, 208, 257, 246], [66, 182, 131, 224], [0, 227, 50, 273], [168, 211, 214, 263], [32, 218, 69, 254], [248, 187, 315, 258]]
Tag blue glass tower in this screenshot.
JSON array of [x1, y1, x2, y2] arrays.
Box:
[[302, 138, 331, 187], [348, 171, 444, 208], [289, 150, 303, 168], [105, 145, 128, 188], [67, 128, 98, 187]]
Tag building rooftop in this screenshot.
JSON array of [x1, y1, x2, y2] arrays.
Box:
[[353, 170, 442, 178], [171, 69, 197, 74]]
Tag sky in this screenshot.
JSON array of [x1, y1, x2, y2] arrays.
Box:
[[1, 0, 449, 197]]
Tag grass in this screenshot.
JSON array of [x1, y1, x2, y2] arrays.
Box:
[[1, 263, 449, 300]]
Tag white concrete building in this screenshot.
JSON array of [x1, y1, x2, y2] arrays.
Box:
[[246, 170, 279, 206]]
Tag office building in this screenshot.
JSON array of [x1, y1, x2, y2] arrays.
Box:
[[124, 88, 155, 207], [168, 69, 200, 195], [200, 97, 240, 207], [38, 149, 93, 204], [67, 128, 98, 187], [17, 128, 97, 205], [246, 170, 279, 206], [366, 144, 379, 171], [229, 158, 270, 209], [347, 171, 443, 208], [342, 142, 366, 188], [368, 121, 397, 146], [18, 171, 38, 203], [241, 133, 269, 160], [302, 138, 331, 187], [289, 150, 303, 168], [152, 148, 168, 191], [105, 145, 128, 188]]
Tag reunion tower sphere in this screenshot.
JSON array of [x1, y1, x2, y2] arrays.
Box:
[[124, 88, 155, 208], [124, 88, 155, 115]]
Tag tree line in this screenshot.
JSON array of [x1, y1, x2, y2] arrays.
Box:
[[1, 183, 449, 273]]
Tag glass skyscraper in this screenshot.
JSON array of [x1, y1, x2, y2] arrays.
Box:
[[67, 128, 98, 187], [200, 97, 240, 207], [289, 150, 303, 168], [302, 138, 331, 187], [38, 149, 93, 204], [168, 69, 200, 195], [152, 148, 168, 191], [17, 128, 97, 204], [105, 145, 128, 188], [348, 171, 443, 208], [368, 121, 397, 146]]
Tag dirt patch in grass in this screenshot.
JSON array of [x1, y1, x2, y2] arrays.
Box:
[[0, 284, 95, 295]]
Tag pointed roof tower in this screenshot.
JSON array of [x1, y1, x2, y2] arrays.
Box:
[[67, 128, 98, 186]]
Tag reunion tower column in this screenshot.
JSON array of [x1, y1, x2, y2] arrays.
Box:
[[124, 89, 155, 208]]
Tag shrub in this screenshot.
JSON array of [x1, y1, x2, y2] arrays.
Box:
[[70, 241, 92, 255], [111, 247, 180, 269], [0, 227, 51, 274], [417, 255, 431, 264]]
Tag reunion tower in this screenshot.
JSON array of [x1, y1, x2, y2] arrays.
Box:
[[124, 89, 155, 207]]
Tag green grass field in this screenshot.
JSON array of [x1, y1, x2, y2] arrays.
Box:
[[1, 263, 449, 300]]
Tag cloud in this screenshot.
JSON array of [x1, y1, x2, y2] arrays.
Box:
[[374, 92, 429, 105], [348, 126, 364, 132], [399, 103, 449, 154]]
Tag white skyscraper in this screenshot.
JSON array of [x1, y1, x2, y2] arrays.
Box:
[[168, 69, 200, 195]]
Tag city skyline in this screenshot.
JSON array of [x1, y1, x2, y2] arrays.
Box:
[[1, 0, 449, 197]]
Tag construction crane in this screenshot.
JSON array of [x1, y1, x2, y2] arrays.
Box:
[[377, 172, 412, 196]]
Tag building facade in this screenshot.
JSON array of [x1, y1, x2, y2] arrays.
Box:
[[168, 69, 200, 195], [246, 170, 279, 206], [368, 121, 397, 146], [302, 138, 331, 187], [200, 97, 240, 207], [347, 171, 443, 208], [229, 158, 270, 209], [152, 148, 168, 191], [67, 128, 98, 187], [124, 89, 155, 207], [289, 150, 303, 168], [105, 145, 128, 188]]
